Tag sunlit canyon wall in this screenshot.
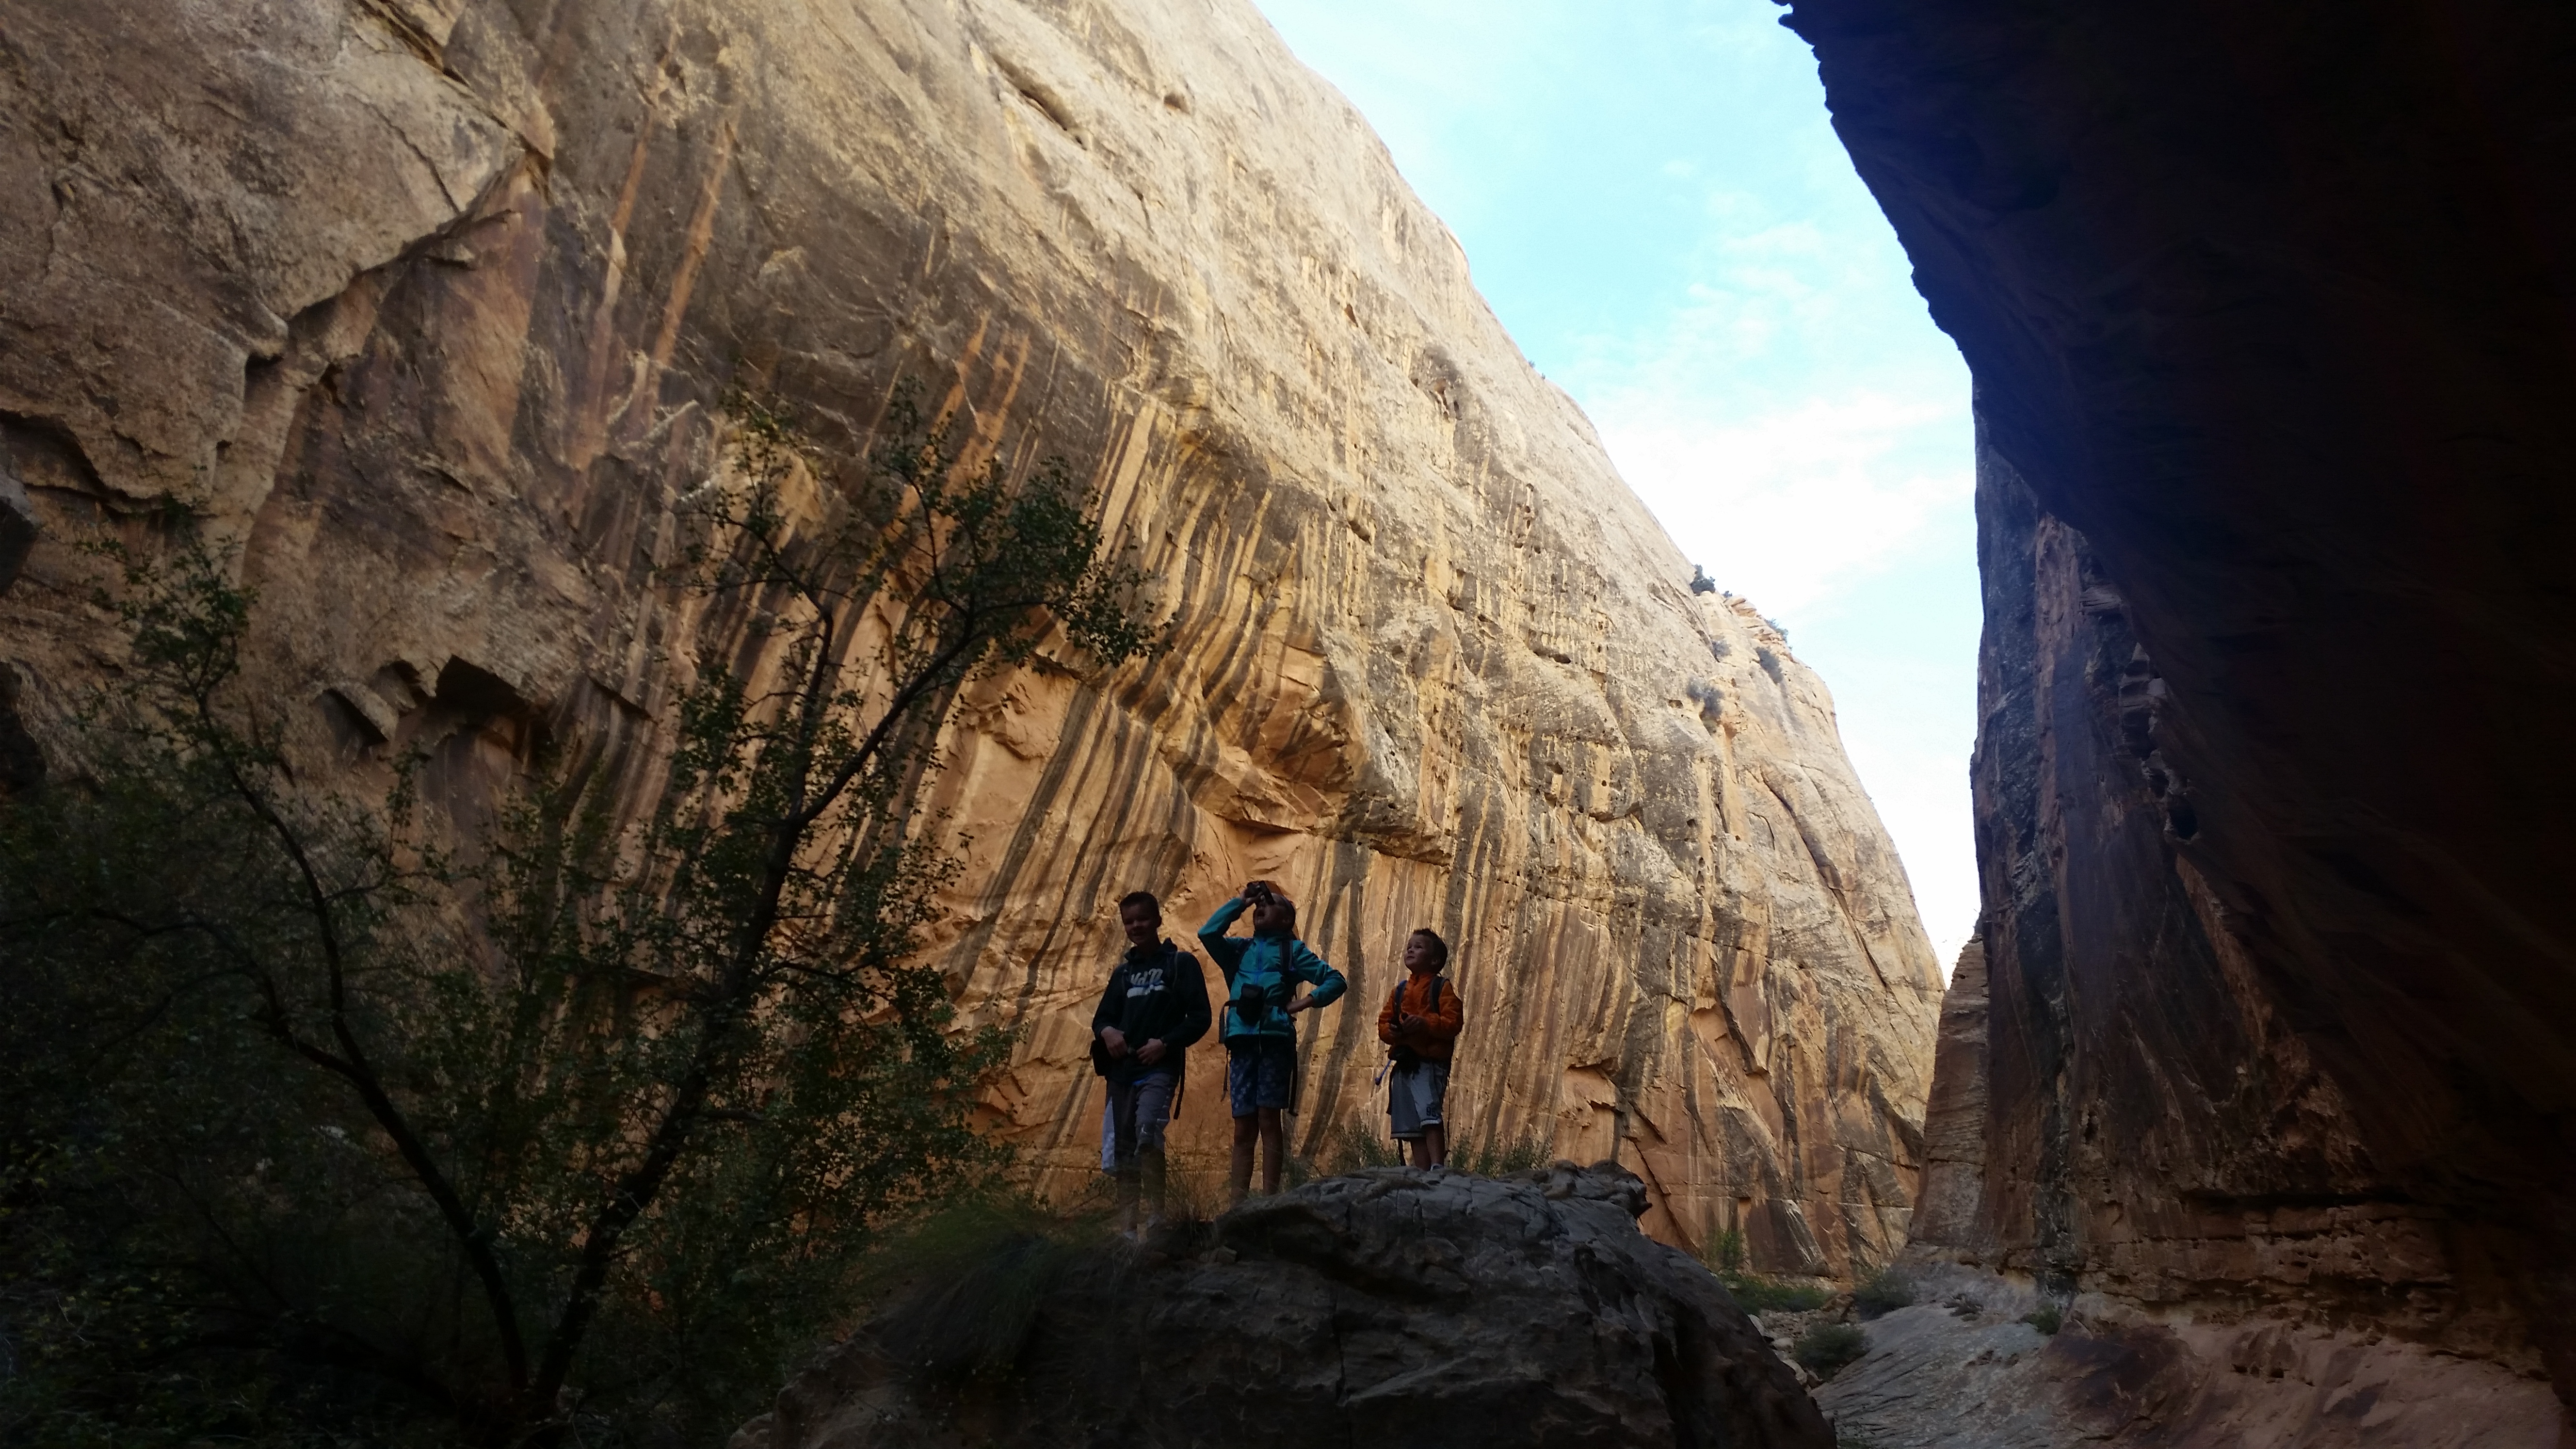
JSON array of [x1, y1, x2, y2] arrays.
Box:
[[0, 0, 1943, 1267]]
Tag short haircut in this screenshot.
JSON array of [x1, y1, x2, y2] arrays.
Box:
[[1117, 890, 1162, 921], [1260, 893, 1297, 933], [1410, 928, 1450, 968]]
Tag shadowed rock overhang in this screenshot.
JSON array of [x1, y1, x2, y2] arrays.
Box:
[[1781, 0, 2576, 1416]]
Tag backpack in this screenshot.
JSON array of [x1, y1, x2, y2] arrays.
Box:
[[1090, 961, 1128, 1078], [1385, 975, 1446, 1070]]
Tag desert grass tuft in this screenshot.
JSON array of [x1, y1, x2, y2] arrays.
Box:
[[1456, 1130, 1552, 1178], [1326, 1121, 1405, 1172]]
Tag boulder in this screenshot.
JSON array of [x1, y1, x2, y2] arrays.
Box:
[[736, 1164, 1832, 1449]]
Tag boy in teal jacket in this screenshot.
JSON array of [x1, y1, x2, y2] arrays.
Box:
[[1200, 880, 1347, 1206]]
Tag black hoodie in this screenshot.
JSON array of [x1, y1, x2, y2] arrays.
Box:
[[1089, 939, 1212, 1085]]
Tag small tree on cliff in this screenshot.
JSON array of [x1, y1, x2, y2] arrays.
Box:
[[0, 393, 1155, 1446]]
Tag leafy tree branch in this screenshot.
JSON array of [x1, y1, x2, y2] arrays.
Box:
[[1, 388, 1154, 1446]]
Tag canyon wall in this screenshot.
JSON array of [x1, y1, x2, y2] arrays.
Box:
[[0, 0, 1942, 1268], [1780, 0, 2576, 1433]]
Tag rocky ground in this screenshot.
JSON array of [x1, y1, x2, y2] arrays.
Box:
[[1745, 1299, 1855, 1393], [732, 1163, 1831, 1449], [1815, 1265, 2564, 1449]]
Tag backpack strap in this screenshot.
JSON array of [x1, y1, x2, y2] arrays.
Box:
[[1388, 976, 1448, 1019]]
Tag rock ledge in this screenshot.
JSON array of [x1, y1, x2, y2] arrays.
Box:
[[737, 1163, 1830, 1449]]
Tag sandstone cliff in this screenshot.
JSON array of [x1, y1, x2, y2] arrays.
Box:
[[1781, 0, 2576, 1430], [0, 0, 1941, 1269]]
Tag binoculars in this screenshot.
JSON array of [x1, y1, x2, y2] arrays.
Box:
[[1231, 979, 1288, 1030]]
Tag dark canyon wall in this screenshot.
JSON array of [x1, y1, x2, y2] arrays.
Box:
[[1782, 0, 2576, 1429]]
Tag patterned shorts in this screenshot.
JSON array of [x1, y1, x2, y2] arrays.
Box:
[[1226, 1037, 1296, 1116]]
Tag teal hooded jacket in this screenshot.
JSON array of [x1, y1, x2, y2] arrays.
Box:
[[1198, 897, 1347, 1044]]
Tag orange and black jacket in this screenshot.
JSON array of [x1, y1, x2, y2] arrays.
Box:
[[1375, 974, 1463, 1066]]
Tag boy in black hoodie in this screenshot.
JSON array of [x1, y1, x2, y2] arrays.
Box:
[[1091, 890, 1212, 1234]]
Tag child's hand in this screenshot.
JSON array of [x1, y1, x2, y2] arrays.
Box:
[[1284, 993, 1314, 1015]]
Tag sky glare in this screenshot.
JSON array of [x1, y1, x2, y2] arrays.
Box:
[[1255, 0, 1983, 970]]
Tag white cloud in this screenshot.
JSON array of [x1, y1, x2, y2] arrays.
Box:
[[1840, 724, 1982, 972], [1569, 187, 1970, 616], [1596, 392, 1966, 615], [1559, 168, 1980, 971], [1582, 361, 1983, 976]]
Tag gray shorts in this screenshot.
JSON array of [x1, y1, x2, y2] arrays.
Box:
[[1106, 1071, 1176, 1172], [1388, 1060, 1449, 1140]]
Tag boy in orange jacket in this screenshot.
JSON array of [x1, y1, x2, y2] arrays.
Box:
[[1376, 928, 1463, 1167]]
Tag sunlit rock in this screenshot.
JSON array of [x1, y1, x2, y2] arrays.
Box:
[[0, 0, 1943, 1267]]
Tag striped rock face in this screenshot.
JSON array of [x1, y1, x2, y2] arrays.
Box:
[[0, 0, 1939, 1270]]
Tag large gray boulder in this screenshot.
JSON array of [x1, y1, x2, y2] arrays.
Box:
[[735, 1162, 1830, 1449]]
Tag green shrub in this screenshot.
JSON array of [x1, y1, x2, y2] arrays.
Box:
[[1853, 1268, 1916, 1319], [1721, 1273, 1832, 1313], [0, 393, 1157, 1447], [1794, 1323, 1868, 1380], [1696, 1224, 1830, 1312], [2024, 1303, 2063, 1335], [1708, 1226, 1748, 1274]]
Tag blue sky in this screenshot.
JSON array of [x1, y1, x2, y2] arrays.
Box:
[[1256, 0, 1983, 969]]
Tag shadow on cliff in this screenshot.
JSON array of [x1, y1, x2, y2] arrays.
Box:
[[1776, 0, 2576, 1428]]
